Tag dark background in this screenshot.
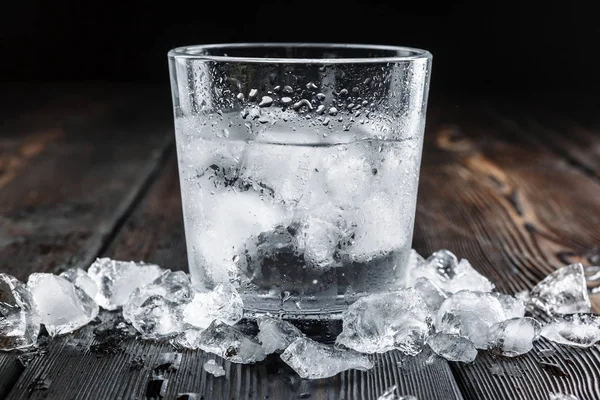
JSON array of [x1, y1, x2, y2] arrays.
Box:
[[1, 1, 598, 96]]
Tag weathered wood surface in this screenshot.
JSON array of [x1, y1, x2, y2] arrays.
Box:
[[0, 85, 173, 398], [413, 101, 600, 400], [1, 87, 600, 399]]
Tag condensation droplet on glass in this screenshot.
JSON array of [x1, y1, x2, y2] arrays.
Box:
[[322, 117, 330, 126], [316, 105, 326, 115], [273, 85, 281, 92], [248, 88, 258, 100], [236, 93, 244, 100], [293, 99, 313, 111], [363, 77, 372, 85], [312, 280, 318, 284], [259, 96, 273, 107], [339, 88, 348, 97], [240, 109, 249, 119], [222, 128, 230, 137], [281, 97, 293, 106], [347, 103, 355, 110], [316, 93, 326, 101], [352, 87, 359, 94], [328, 107, 338, 116], [343, 124, 351, 131], [338, 116, 343, 122], [282, 85, 293, 94], [306, 82, 318, 90]]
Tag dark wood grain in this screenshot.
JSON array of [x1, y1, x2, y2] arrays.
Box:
[[413, 101, 600, 400], [0, 85, 173, 398], [7, 156, 465, 400], [0, 356, 23, 399]]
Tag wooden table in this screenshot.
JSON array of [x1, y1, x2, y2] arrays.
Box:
[[0, 84, 599, 400]]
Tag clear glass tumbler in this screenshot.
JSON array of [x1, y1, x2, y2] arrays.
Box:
[[168, 43, 432, 318]]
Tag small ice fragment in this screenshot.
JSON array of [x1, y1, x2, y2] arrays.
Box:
[[336, 289, 432, 355], [185, 321, 266, 364], [485, 317, 541, 357], [27, 273, 98, 337], [413, 278, 447, 312], [280, 337, 373, 379], [435, 290, 508, 349], [426, 332, 477, 363], [123, 271, 192, 339], [203, 359, 226, 377], [541, 313, 600, 348], [409, 250, 494, 294], [0, 273, 41, 350], [528, 264, 591, 315], [182, 283, 243, 329], [60, 268, 98, 299], [256, 316, 304, 354], [172, 327, 203, 349], [155, 352, 182, 371], [550, 394, 580, 400], [88, 258, 164, 310], [377, 386, 418, 400]]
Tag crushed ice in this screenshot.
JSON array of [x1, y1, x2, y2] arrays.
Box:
[[0, 250, 598, 382]]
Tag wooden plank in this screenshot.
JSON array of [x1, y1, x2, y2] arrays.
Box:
[[0, 85, 173, 398], [7, 155, 465, 400], [412, 101, 600, 399]]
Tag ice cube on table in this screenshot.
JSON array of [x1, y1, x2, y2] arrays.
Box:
[[550, 393, 579, 400], [336, 289, 432, 355], [182, 283, 243, 329], [27, 273, 98, 337], [409, 250, 494, 294], [256, 316, 304, 354], [123, 271, 192, 339], [413, 278, 448, 312], [492, 293, 526, 319], [528, 264, 591, 316], [377, 386, 418, 400], [87, 258, 164, 311], [192, 190, 287, 286], [435, 290, 508, 349], [541, 313, 600, 348], [203, 359, 226, 377], [485, 317, 541, 357], [280, 336, 373, 379], [0, 273, 41, 350], [59, 268, 98, 299], [425, 332, 477, 363], [186, 321, 266, 364]]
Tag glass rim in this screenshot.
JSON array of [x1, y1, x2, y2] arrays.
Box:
[[167, 42, 432, 64]]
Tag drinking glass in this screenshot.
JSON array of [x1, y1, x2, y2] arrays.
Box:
[[168, 43, 432, 318]]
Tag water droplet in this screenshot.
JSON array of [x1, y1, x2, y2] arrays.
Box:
[[281, 97, 292, 106], [338, 116, 343, 122], [258, 96, 273, 107], [240, 109, 249, 119], [352, 87, 360, 94], [343, 124, 351, 131], [363, 77, 372, 85], [236, 93, 244, 100], [222, 128, 230, 137], [248, 88, 258, 100], [295, 301, 302, 309], [322, 117, 330, 126], [316, 105, 326, 115], [273, 85, 281, 92], [347, 103, 355, 110], [339, 88, 348, 97], [306, 82, 318, 90], [293, 99, 313, 111], [328, 107, 338, 116], [258, 117, 269, 124], [282, 85, 293, 94], [312, 280, 318, 284], [316, 93, 326, 101]]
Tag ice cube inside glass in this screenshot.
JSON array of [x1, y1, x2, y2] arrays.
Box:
[[168, 43, 432, 317]]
